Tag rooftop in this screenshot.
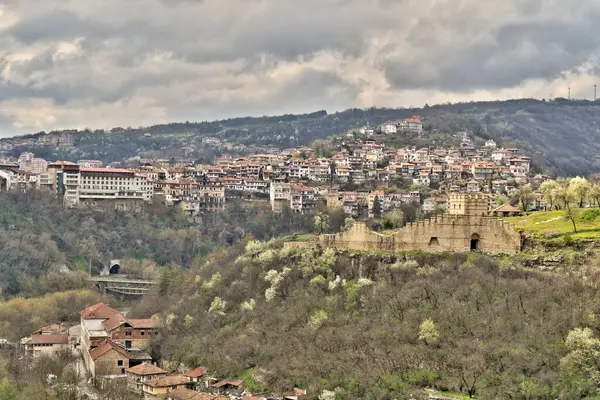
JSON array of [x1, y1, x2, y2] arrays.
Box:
[[127, 318, 163, 329], [212, 379, 244, 388], [185, 366, 208, 378], [89, 340, 128, 361], [126, 362, 167, 376], [80, 167, 134, 174], [80, 303, 121, 320], [24, 334, 68, 345], [145, 374, 188, 388]]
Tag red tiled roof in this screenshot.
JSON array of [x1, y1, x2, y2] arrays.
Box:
[[212, 379, 244, 388], [167, 388, 211, 400], [80, 167, 133, 174], [291, 185, 310, 191], [102, 313, 126, 331], [145, 374, 188, 388], [126, 362, 167, 376], [24, 334, 68, 345], [79, 303, 121, 320], [89, 339, 128, 361], [185, 366, 208, 378], [492, 203, 521, 213], [127, 318, 163, 329]]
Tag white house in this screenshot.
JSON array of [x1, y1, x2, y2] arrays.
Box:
[[380, 122, 398, 134]]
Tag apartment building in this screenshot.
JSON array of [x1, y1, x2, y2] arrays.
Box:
[[46, 162, 154, 209]]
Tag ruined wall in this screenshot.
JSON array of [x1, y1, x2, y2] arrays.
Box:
[[319, 216, 522, 255]]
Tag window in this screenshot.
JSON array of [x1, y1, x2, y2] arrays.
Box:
[[125, 330, 132, 336], [117, 360, 123, 366], [141, 331, 145, 336]]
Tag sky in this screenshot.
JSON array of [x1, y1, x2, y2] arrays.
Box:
[[0, 0, 599, 137]]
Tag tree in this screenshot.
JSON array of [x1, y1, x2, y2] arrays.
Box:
[[540, 180, 559, 210], [558, 327, 600, 398], [568, 176, 591, 208], [564, 206, 580, 233], [418, 318, 439, 346], [590, 183, 600, 208], [342, 217, 354, 232], [313, 214, 330, 235], [372, 196, 382, 219], [494, 195, 508, 207], [553, 181, 579, 232], [515, 184, 533, 212], [382, 210, 404, 230]]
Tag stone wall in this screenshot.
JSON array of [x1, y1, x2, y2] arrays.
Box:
[[318, 215, 522, 255]]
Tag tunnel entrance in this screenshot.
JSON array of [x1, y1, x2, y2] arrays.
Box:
[[109, 263, 120, 275]]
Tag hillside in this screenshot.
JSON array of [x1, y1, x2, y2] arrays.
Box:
[[0, 191, 313, 299], [3, 98, 600, 176], [131, 241, 600, 399]]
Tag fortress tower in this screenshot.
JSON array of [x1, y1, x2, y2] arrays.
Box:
[[449, 193, 489, 216]]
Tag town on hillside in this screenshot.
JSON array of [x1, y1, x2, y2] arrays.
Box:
[[0, 117, 546, 220]]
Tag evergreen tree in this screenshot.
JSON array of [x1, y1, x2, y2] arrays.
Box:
[[373, 196, 382, 219]]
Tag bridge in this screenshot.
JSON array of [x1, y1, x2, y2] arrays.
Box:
[[89, 276, 157, 296]]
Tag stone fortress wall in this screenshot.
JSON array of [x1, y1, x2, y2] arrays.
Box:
[[316, 193, 522, 255]]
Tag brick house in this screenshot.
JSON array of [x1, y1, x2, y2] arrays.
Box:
[[126, 362, 168, 393], [88, 339, 152, 379], [106, 316, 163, 349], [143, 374, 188, 399]]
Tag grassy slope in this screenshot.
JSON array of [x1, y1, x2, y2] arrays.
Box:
[[504, 209, 600, 241]]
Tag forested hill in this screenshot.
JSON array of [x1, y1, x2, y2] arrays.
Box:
[[134, 240, 600, 399], [5, 98, 600, 176]]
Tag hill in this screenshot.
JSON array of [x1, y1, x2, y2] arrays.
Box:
[[132, 241, 600, 399], [3, 98, 600, 176]]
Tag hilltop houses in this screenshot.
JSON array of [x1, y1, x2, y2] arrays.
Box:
[[0, 121, 540, 219]]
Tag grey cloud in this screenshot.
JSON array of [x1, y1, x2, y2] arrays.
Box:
[[1, 0, 600, 133]]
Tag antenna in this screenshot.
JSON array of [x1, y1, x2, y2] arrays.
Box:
[[595, 85, 597, 101], [568, 87, 571, 100]]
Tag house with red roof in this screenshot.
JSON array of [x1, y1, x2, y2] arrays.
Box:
[[88, 339, 151, 379], [79, 303, 162, 378], [185, 366, 209, 387], [143, 374, 188, 399], [211, 379, 245, 395], [22, 334, 69, 357], [399, 116, 423, 134], [126, 362, 168, 393]]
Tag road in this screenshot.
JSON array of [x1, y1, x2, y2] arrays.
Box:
[[68, 324, 100, 400]]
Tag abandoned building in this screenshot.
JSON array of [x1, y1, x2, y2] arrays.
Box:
[[313, 193, 522, 255]]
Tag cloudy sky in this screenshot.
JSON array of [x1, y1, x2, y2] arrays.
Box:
[[0, 0, 599, 137]]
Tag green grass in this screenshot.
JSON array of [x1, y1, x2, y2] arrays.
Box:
[[238, 368, 270, 393], [504, 209, 600, 241]]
